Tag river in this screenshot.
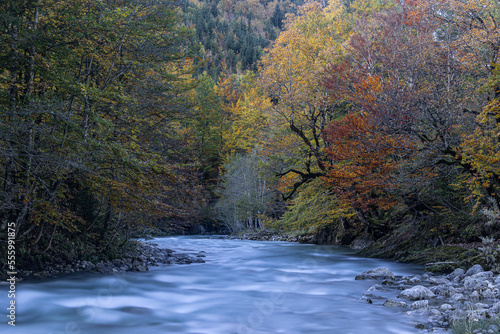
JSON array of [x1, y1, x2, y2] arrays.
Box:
[[1, 236, 432, 334]]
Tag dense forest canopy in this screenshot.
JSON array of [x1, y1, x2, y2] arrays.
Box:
[[215, 0, 500, 250], [0, 0, 211, 267], [180, 0, 305, 78], [3, 0, 500, 273]]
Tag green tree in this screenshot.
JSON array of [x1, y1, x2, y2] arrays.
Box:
[[0, 0, 200, 268]]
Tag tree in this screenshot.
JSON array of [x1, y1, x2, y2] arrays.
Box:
[[320, 0, 489, 235], [221, 71, 271, 155], [0, 0, 201, 267], [258, 2, 346, 199], [215, 151, 277, 232]]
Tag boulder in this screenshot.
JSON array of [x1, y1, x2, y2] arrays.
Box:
[[465, 264, 484, 276], [398, 285, 435, 300], [449, 293, 465, 303], [355, 267, 395, 280], [448, 268, 465, 280], [464, 276, 490, 292], [433, 284, 458, 298]]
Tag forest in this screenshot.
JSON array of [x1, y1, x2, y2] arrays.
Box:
[[2, 0, 500, 275]]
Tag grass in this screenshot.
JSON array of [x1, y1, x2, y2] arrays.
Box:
[[451, 314, 500, 334]]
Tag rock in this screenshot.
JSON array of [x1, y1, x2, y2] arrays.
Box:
[[434, 284, 458, 298], [360, 296, 373, 304], [363, 285, 386, 298], [411, 300, 429, 309], [382, 280, 398, 286], [384, 299, 408, 308], [136, 265, 148, 272], [350, 232, 374, 250], [367, 284, 385, 292], [449, 293, 465, 303], [482, 288, 498, 299], [475, 303, 489, 309], [355, 267, 395, 280], [470, 291, 481, 300], [399, 285, 436, 300], [429, 277, 451, 285], [409, 276, 422, 283], [490, 301, 500, 314], [465, 264, 484, 276], [464, 276, 490, 291], [440, 304, 453, 311], [471, 271, 494, 280]]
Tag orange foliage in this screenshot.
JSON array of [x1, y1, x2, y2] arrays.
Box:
[[323, 112, 413, 212]]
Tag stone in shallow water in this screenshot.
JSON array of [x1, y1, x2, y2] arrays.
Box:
[[411, 300, 429, 309], [398, 285, 435, 300], [355, 267, 395, 280], [383, 299, 408, 308]]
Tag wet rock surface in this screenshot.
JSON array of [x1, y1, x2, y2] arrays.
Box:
[[15, 239, 206, 281], [358, 264, 500, 331]]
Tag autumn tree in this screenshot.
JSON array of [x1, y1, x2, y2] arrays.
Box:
[[0, 0, 202, 269], [258, 2, 346, 199], [220, 71, 271, 155], [320, 0, 489, 236]]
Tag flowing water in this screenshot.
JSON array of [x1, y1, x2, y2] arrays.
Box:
[[1, 236, 432, 334]]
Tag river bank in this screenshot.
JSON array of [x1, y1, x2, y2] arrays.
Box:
[[229, 229, 497, 274], [356, 265, 500, 333], [229, 229, 500, 332], [8, 239, 206, 282]]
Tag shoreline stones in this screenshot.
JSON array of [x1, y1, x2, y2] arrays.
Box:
[[357, 264, 500, 331], [8, 239, 206, 281]]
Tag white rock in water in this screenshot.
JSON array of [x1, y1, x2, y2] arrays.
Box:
[[355, 267, 395, 280], [383, 299, 408, 308], [398, 285, 435, 300]]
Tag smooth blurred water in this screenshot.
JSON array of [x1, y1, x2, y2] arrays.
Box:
[[1, 236, 430, 334]]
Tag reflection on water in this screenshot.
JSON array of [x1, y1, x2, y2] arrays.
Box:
[[1, 236, 429, 333]]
